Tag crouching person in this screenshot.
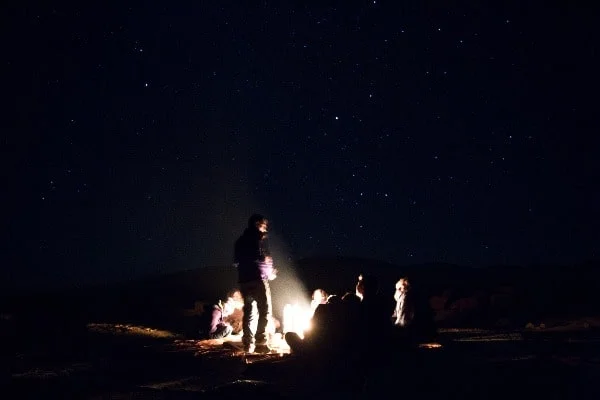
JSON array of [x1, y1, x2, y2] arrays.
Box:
[[285, 292, 365, 393], [285, 292, 359, 358], [199, 292, 243, 340]]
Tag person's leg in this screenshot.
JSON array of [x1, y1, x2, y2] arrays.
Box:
[[240, 281, 257, 348], [284, 332, 305, 354], [209, 323, 233, 339], [254, 279, 272, 346]]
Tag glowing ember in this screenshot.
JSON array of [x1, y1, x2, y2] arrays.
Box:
[[282, 303, 312, 338], [418, 342, 443, 349]]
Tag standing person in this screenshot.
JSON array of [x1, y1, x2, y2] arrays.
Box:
[[393, 278, 414, 327], [392, 277, 437, 343], [354, 273, 392, 337], [234, 214, 277, 353]]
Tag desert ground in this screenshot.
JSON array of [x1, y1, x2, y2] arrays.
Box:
[[3, 318, 600, 399], [3, 260, 600, 398]]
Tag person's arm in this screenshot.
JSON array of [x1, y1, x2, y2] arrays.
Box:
[[260, 235, 271, 260], [400, 293, 415, 326], [392, 302, 399, 323], [260, 236, 277, 279], [208, 306, 222, 334]]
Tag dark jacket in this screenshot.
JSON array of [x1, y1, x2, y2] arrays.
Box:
[[234, 227, 272, 283]]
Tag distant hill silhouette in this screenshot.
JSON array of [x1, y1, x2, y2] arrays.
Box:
[[2, 257, 599, 331]]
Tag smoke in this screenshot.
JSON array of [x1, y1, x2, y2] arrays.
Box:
[[267, 232, 311, 321]]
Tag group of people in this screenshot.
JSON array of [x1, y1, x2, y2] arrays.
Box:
[[286, 273, 435, 357], [200, 213, 436, 359]]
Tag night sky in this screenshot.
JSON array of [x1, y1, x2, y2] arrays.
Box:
[[4, 1, 598, 290]]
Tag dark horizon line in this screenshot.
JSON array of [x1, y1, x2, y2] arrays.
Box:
[[3, 255, 598, 297]]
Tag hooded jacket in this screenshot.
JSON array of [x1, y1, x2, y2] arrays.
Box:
[[234, 227, 273, 283]]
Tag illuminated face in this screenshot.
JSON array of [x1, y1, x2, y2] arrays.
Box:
[[223, 296, 243, 316], [222, 301, 234, 317], [230, 290, 243, 303], [312, 289, 325, 303], [310, 289, 327, 311], [257, 220, 268, 232], [395, 279, 408, 301]]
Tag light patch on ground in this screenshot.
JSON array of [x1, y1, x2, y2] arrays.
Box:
[[12, 363, 92, 379], [87, 323, 179, 339], [438, 328, 494, 334], [141, 376, 204, 391], [418, 342, 443, 349], [455, 333, 524, 342], [527, 317, 600, 332], [171, 333, 292, 359]]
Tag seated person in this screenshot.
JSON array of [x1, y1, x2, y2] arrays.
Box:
[[285, 288, 374, 391], [285, 291, 359, 358], [199, 290, 243, 339]]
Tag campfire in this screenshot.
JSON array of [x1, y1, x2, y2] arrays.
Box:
[[282, 303, 313, 339]]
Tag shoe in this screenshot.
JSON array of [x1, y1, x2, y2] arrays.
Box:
[[254, 344, 271, 354], [243, 343, 255, 353]]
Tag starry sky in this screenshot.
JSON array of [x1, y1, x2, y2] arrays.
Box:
[[4, 1, 598, 290]]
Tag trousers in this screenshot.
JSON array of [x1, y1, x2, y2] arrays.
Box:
[[239, 279, 272, 346]]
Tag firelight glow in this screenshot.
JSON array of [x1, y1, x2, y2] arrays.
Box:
[[282, 303, 313, 338]]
